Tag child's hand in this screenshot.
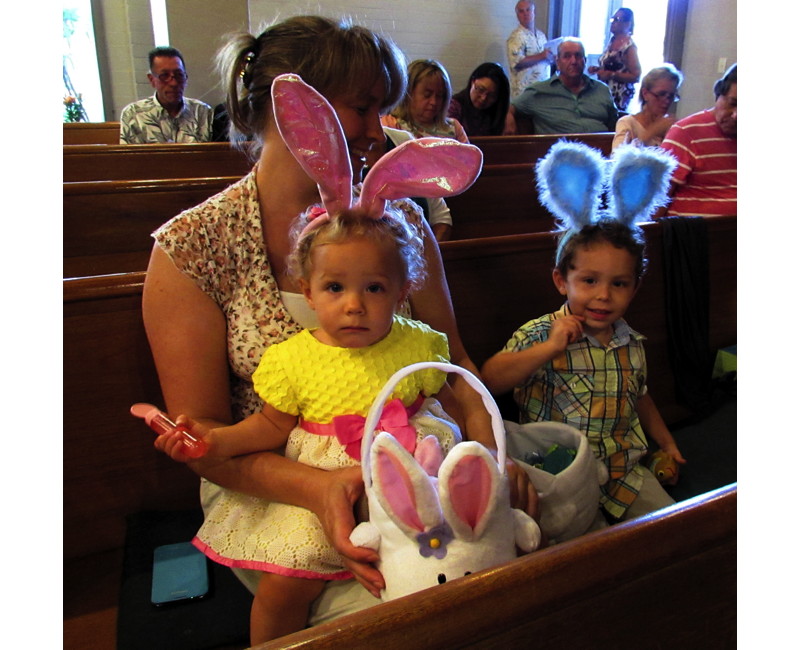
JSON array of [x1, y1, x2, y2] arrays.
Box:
[[506, 459, 541, 523], [153, 415, 211, 462], [659, 444, 687, 486], [549, 314, 584, 351]]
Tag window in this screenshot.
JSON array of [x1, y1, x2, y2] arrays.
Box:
[[63, 2, 104, 121], [553, 0, 681, 113]]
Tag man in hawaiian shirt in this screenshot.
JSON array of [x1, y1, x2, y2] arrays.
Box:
[[120, 46, 213, 144]]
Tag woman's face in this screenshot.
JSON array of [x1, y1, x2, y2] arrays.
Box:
[[610, 11, 631, 34], [330, 77, 388, 180], [469, 77, 499, 111], [643, 78, 679, 116], [409, 74, 445, 126]]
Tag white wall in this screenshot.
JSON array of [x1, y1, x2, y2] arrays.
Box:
[[247, 0, 549, 96], [676, 0, 737, 119], [93, 0, 734, 123]]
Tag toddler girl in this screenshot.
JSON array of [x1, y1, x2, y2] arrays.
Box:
[[162, 208, 463, 642]]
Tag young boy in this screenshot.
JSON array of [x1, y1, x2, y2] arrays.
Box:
[[482, 219, 686, 522]]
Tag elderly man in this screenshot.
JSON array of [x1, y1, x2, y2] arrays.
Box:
[[505, 37, 618, 135], [660, 64, 737, 217], [120, 46, 213, 144], [506, 0, 552, 100]]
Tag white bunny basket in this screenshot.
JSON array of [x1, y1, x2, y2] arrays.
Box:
[[350, 362, 541, 602]]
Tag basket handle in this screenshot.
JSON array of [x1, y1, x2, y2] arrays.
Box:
[[360, 362, 506, 487]]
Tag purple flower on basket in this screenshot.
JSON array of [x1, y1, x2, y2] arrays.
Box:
[[417, 523, 454, 559]]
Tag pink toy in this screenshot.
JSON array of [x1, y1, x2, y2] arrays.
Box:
[[130, 403, 208, 458], [350, 363, 541, 601], [270, 73, 483, 228]]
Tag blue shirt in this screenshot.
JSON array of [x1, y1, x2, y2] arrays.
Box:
[[512, 74, 618, 134]]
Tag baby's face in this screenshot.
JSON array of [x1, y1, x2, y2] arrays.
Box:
[[302, 237, 409, 348], [553, 242, 638, 346]]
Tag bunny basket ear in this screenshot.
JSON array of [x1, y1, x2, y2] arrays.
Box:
[[271, 73, 353, 216], [607, 144, 678, 226], [535, 140, 606, 230], [359, 137, 483, 219], [360, 362, 506, 487]]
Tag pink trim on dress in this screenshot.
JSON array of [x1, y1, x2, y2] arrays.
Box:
[[192, 536, 353, 581]]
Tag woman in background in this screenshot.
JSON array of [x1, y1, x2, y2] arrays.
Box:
[[588, 8, 641, 113], [382, 59, 468, 142], [612, 64, 683, 150], [447, 62, 511, 137]]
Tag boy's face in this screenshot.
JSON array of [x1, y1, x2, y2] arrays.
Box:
[[552, 242, 638, 345]]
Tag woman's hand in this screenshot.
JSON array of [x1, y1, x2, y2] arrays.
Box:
[[313, 466, 386, 598]]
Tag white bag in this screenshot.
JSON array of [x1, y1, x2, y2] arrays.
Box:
[[505, 420, 609, 544]]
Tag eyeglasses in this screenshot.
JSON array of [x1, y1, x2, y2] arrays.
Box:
[[610, 16, 630, 23], [649, 90, 680, 102], [472, 84, 498, 100], [154, 71, 187, 83]]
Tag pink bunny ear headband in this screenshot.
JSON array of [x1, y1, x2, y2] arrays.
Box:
[[270, 73, 484, 238]]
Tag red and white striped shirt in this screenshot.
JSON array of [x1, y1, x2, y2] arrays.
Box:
[[661, 109, 737, 216]]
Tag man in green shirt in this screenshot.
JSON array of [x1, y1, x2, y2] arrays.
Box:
[[506, 38, 618, 135]]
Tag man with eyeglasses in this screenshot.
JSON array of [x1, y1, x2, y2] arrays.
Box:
[[660, 63, 737, 217], [120, 46, 213, 144]]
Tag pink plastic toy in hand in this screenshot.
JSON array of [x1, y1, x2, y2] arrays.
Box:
[[130, 403, 208, 458]]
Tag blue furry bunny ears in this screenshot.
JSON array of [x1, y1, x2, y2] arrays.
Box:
[[536, 141, 677, 232]]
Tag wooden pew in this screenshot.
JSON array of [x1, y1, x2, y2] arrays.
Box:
[[446, 162, 551, 239], [61, 164, 548, 278], [63, 142, 253, 182], [445, 133, 615, 240], [63, 121, 121, 145], [63, 215, 736, 562], [63, 271, 198, 561], [255, 484, 736, 649], [470, 132, 613, 166], [63, 176, 240, 278]]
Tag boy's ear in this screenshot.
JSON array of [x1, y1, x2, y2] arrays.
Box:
[[552, 268, 568, 296]]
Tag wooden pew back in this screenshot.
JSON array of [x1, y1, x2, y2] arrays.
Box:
[[446, 133, 614, 240], [446, 163, 550, 239], [63, 273, 199, 560], [63, 121, 121, 145], [63, 142, 253, 182], [63, 176, 240, 278], [255, 484, 736, 649], [470, 132, 613, 166]]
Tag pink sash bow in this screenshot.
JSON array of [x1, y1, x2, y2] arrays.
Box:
[[301, 395, 424, 460]]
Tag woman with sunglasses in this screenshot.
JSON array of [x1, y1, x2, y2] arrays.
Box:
[[588, 8, 641, 113], [611, 64, 684, 150]]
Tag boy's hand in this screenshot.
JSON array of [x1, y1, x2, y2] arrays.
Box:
[[549, 314, 584, 351], [658, 444, 687, 486]]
